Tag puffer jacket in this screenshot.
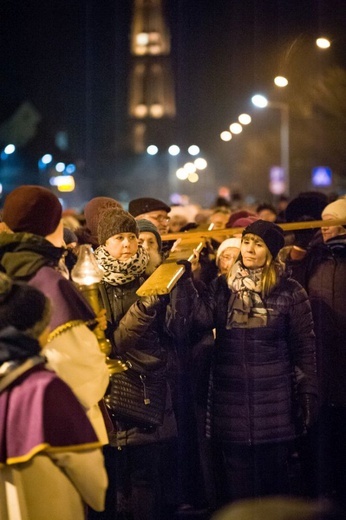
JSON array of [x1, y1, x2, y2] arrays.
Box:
[[99, 278, 177, 447], [171, 273, 317, 445]]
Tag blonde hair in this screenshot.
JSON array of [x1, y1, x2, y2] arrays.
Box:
[[260, 254, 282, 297], [229, 244, 283, 298]]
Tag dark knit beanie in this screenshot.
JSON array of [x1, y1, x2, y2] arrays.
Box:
[[63, 227, 78, 245], [2, 185, 62, 236], [242, 219, 285, 259], [97, 208, 139, 245], [84, 197, 123, 238], [137, 219, 162, 252], [128, 197, 170, 218], [0, 273, 51, 340]]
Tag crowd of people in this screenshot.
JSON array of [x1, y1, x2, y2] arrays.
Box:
[[0, 185, 346, 520]]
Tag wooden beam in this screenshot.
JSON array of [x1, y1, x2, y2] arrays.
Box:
[[137, 218, 346, 296]]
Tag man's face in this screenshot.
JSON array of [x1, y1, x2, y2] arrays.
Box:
[[209, 211, 230, 230], [138, 231, 162, 273], [138, 231, 159, 254], [138, 210, 170, 235]]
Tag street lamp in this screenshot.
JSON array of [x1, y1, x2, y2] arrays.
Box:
[[251, 94, 290, 197]]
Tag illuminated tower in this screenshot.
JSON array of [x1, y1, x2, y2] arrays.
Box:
[[128, 0, 176, 153]]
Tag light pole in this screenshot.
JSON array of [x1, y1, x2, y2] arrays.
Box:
[[251, 94, 290, 197]]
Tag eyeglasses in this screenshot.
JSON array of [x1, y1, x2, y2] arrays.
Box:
[[147, 215, 170, 223], [220, 254, 237, 261]]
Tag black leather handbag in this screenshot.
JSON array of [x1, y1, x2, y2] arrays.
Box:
[[105, 349, 167, 427]]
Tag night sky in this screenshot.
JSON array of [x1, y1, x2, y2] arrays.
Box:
[[1, 0, 346, 200]]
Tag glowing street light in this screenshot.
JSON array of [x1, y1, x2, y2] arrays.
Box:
[[229, 122, 243, 134], [274, 76, 289, 87], [147, 144, 159, 155], [220, 131, 232, 142], [252, 94, 290, 196], [188, 145, 200, 156], [168, 145, 180, 156], [4, 144, 16, 155], [316, 37, 331, 49], [238, 113, 252, 125]]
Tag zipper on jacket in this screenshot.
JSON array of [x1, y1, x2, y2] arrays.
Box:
[[140, 374, 151, 404]]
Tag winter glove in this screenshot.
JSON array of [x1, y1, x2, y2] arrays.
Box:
[[293, 229, 316, 250], [176, 259, 192, 281], [299, 393, 319, 430]]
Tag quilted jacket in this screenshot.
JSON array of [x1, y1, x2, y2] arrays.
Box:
[[171, 273, 317, 445]]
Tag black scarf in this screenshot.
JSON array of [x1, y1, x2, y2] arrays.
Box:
[[0, 326, 41, 363]]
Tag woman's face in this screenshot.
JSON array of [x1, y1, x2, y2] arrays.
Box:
[[321, 214, 346, 242], [241, 233, 268, 269], [218, 246, 239, 275], [104, 232, 138, 260]]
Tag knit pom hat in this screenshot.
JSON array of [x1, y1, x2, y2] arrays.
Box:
[[137, 219, 162, 252], [321, 198, 346, 221], [2, 185, 62, 237], [0, 273, 51, 340], [97, 208, 139, 245], [128, 197, 171, 218], [84, 197, 123, 238], [242, 219, 285, 259], [216, 238, 241, 261]]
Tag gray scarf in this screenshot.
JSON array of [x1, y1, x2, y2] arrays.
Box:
[[227, 261, 267, 328]]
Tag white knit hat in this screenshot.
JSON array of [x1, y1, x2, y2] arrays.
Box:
[[216, 238, 241, 261], [321, 198, 346, 221]]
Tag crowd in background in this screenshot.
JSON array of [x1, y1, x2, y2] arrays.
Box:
[[0, 185, 346, 520]]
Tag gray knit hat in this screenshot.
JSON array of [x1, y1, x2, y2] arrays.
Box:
[[97, 208, 139, 245], [137, 219, 162, 252]]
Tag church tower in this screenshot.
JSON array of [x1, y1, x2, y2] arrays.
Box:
[[128, 0, 176, 153]]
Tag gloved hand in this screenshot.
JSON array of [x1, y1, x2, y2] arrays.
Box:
[[176, 259, 192, 281], [294, 229, 316, 250], [138, 295, 168, 314], [299, 393, 319, 430]]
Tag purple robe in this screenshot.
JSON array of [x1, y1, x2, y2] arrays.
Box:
[[28, 266, 95, 331], [0, 363, 101, 465]]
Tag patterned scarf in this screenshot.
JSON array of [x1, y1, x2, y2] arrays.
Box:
[[227, 261, 267, 328], [95, 245, 149, 286]]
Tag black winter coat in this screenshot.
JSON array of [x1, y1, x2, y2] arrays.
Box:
[[171, 273, 317, 445], [99, 277, 177, 447], [288, 235, 346, 406]]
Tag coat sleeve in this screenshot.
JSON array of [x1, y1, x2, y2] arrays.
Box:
[[288, 280, 318, 396], [111, 297, 163, 353], [166, 276, 218, 339], [50, 449, 108, 511]]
